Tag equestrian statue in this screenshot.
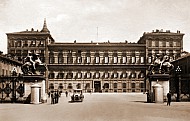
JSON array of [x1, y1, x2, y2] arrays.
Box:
[[21, 52, 47, 75], [148, 54, 174, 74]]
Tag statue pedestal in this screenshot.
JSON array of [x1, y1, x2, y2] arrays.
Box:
[[149, 74, 170, 101]]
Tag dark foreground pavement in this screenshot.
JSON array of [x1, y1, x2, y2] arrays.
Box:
[[0, 93, 190, 121]]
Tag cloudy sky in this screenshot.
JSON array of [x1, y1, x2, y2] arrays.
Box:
[[0, 0, 190, 53]]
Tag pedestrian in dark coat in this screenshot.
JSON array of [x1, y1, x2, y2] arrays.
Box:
[[51, 92, 55, 104], [167, 91, 172, 106], [54, 91, 58, 104], [65, 91, 68, 97]]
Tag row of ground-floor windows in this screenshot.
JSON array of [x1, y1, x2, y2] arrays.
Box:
[[49, 82, 144, 93]]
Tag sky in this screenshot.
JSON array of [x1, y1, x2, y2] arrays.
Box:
[[0, 0, 190, 54]]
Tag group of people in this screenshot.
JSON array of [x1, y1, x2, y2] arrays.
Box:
[[50, 90, 60, 104]]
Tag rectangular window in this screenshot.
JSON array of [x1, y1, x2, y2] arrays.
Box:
[[114, 73, 118, 78], [159, 41, 163, 47], [122, 57, 126, 63], [105, 73, 109, 78], [140, 57, 144, 64], [127, 56, 130, 63], [122, 83, 126, 88], [152, 41, 155, 47], [173, 41, 177, 47], [87, 57, 91, 64], [96, 57, 99, 63], [131, 83, 135, 88], [114, 57, 117, 63], [78, 73, 82, 78], [166, 41, 169, 47], [132, 57, 135, 63], [148, 57, 152, 63], [114, 83, 117, 88], [77, 57, 82, 63], [140, 83, 144, 88], [105, 56, 109, 63], [87, 73, 91, 78], [49, 57, 54, 64], [58, 56, 63, 64], [96, 73, 99, 78], [49, 73, 55, 79]]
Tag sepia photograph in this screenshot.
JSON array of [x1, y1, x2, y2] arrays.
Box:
[[0, 0, 190, 121]]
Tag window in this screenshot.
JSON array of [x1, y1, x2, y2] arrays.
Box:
[[67, 56, 73, 64], [131, 73, 136, 78], [114, 83, 117, 88], [152, 41, 155, 47], [58, 53, 63, 64], [39, 41, 44, 47], [49, 73, 55, 79], [17, 40, 21, 47], [122, 73, 127, 78], [122, 57, 126, 63], [114, 57, 117, 63], [78, 73, 82, 78], [173, 41, 176, 47], [131, 83, 135, 88], [140, 83, 144, 88], [87, 56, 91, 64], [105, 73, 109, 78], [140, 57, 144, 64], [166, 41, 169, 47], [127, 56, 130, 63], [159, 41, 163, 47], [87, 73, 91, 78], [148, 56, 152, 63], [76, 83, 81, 89], [105, 56, 109, 63], [68, 83, 73, 89], [96, 72, 100, 78], [122, 83, 126, 88], [114, 73, 118, 78], [30, 40, 36, 47], [132, 57, 135, 63], [77, 56, 82, 63], [49, 52, 54, 64], [67, 72, 73, 79], [96, 56, 99, 63], [49, 83, 54, 89], [57, 73, 64, 79], [104, 83, 109, 89], [85, 83, 90, 89], [58, 83, 63, 90]]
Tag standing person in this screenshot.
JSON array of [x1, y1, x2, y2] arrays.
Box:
[[51, 92, 54, 104], [57, 90, 59, 103], [65, 91, 68, 97], [167, 91, 172, 106], [54, 91, 58, 104]]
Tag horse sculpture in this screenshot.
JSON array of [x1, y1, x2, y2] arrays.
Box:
[[148, 54, 174, 74], [21, 52, 47, 75]]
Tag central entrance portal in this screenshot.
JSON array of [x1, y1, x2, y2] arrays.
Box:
[[94, 81, 101, 92]]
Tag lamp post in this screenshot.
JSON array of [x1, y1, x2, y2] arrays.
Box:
[[175, 66, 182, 102]]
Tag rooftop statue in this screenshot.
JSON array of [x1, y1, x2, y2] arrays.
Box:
[[21, 52, 47, 75], [148, 54, 174, 74]]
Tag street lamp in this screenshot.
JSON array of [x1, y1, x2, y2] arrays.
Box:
[[175, 66, 182, 102]]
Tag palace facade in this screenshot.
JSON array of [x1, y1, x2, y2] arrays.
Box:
[[6, 20, 184, 93]]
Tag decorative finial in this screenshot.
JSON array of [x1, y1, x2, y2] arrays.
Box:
[[41, 18, 50, 33]]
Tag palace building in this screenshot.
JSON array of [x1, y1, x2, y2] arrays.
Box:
[[6, 20, 184, 93]]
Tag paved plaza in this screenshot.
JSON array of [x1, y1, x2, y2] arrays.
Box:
[[0, 93, 190, 121]]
